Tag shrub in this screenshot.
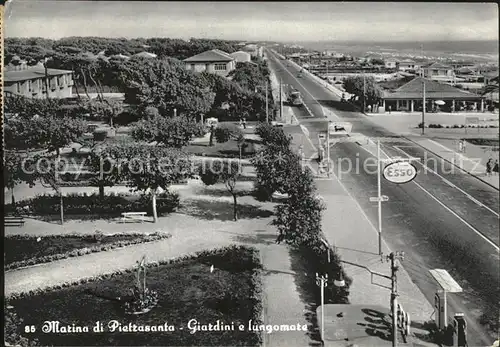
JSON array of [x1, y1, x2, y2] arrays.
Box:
[[10, 192, 180, 217], [255, 122, 291, 148], [4, 304, 39, 346]]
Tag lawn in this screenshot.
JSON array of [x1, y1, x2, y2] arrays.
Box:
[[4, 233, 170, 270], [7, 246, 263, 346]]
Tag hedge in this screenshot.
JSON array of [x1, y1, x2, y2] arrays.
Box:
[[5, 245, 261, 302], [4, 233, 172, 271], [7, 192, 180, 217]]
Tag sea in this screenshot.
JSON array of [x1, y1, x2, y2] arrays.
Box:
[[295, 40, 499, 62]]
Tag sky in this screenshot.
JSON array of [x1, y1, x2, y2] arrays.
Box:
[[4, 1, 499, 42]]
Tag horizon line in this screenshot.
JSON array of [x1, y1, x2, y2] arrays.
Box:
[[4, 36, 498, 44]]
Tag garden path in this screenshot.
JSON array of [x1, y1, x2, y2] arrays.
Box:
[[5, 182, 315, 347]]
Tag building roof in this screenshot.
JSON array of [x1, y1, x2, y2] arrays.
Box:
[[230, 50, 251, 56], [382, 77, 482, 100], [133, 51, 157, 58], [424, 62, 452, 70], [110, 54, 130, 60], [399, 59, 416, 64], [183, 49, 234, 62], [212, 49, 234, 59], [385, 58, 399, 62], [5, 67, 74, 82]]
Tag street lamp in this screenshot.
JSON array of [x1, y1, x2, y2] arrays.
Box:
[[316, 272, 328, 344]]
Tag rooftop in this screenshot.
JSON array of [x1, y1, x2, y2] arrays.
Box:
[[183, 49, 234, 63], [133, 51, 157, 58], [383, 77, 481, 100], [424, 62, 453, 69], [5, 67, 74, 82]]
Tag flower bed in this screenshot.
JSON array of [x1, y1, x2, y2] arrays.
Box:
[[5, 246, 263, 347], [6, 192, 180, 217], [418, 122, 499, 129], [4, 233, 172, 271]]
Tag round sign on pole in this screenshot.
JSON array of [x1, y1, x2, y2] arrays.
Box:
[[383, 161, 417, 184]]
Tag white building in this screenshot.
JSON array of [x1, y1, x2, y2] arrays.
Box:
[[230, 51, 251, 63]]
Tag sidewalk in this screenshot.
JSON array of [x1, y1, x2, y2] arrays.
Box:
[[316, 175, 438, 346]]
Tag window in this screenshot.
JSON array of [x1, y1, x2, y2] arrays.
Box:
[[191, 64, 195, 70], [214, 63, 227, 71], [16, 82, 20, 93]]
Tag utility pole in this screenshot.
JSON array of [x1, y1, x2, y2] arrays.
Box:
[[326, 123, 331, 178], [316, 272, 328, 344], [44, 57, 50, 100], [377, 139, 382, 255], [384, 251, 405, 347], [363, 73, 366, 113], [280, 78, 283, 122], [422, 79, 426, 135], [265, 80, 269, 123]]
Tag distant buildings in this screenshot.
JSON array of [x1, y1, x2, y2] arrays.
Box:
[[4, 57, 74, 99], [183, 49, 236, 77], [384, 58, 398, 69], [398, 59, 417, 72], [230, 51, 251, 63], [421, 62, 456, 83], [241, 44, 263, 58]]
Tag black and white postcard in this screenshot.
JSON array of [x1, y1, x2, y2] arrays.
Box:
[[3, 2, 499, 346]]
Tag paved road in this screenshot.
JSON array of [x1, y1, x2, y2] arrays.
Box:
[[267, 49, 499, 346]]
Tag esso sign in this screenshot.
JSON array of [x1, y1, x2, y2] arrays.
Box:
[[383, 161, 417, 184]]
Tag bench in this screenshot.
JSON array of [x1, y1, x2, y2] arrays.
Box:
[[120, 212, 147, 223], [5, 216, 25, 227]]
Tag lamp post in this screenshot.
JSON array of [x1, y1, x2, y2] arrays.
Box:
[[316, 272, 328, 344], [422, 79, 426, 135]]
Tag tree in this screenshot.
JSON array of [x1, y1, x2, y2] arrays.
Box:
[[83, 98, 124, 127], [87, 145, 126, 198], [3, 151, 36, 206], [272, 160, 324, 246], [119, 58, 215, 119], [131, 114, 205, 148], [33, 116, 87, 156], [252, 124, 294, 200], [343, 76, 383, 111], [214, 123, 243, 144], [199, 160, 241, 221], [120, 144, 193, 222], [255, 122, 292, 148], [21, 153, 66, 224]]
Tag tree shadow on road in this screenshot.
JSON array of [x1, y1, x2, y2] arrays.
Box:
[[318, 99, 359, 113], [287, 246, 323, 346]]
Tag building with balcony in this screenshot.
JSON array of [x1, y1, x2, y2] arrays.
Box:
[[4, 61, 74, 99], [183, 49, 236, 77], [422, 62, 456, 83]]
